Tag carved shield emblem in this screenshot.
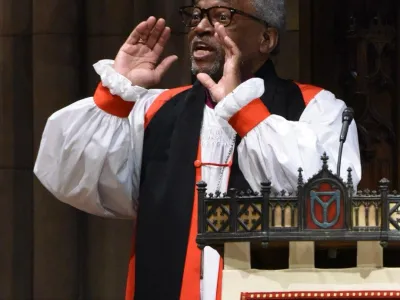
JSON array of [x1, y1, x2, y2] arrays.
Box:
[[310, 190, 341, 229]]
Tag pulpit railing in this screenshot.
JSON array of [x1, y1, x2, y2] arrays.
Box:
[[196, 153, 400, 248]]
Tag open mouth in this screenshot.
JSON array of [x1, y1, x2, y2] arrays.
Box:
[[192, 42, 215, 60]]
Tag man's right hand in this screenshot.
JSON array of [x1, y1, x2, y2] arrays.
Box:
[[114, 17, 178, 89]]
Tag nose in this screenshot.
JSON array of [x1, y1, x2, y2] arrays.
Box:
[[193, 15, 215, 35]]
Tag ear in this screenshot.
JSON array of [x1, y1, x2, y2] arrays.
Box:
[[260, 28, 279, 54]]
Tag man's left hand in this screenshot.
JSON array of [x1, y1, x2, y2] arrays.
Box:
[[196, 23, 241, 102]]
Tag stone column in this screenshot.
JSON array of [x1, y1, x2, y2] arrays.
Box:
[[224, 243, 251, 270], [289, 241, 315, 269], [32, 0, 83, 298], [357, 241, 383, 268], [0, 0, 33, 299], [84, 1, 137, 298]]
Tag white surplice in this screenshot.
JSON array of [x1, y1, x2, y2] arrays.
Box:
[[34, 59, 362, 299]]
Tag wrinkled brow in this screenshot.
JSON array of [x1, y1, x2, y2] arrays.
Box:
[[193, 0, 234, 6]]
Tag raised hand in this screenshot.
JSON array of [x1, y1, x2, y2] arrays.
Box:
[[114, 17, 178, 88], [196, 23, 242, 102]]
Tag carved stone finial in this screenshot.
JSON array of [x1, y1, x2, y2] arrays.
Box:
[[196, 181, 207, 188], [196, 181, 207, 195], [379, 178, 390, 191], [321, 152, 329, 169], [379, 178, 390, 185], [297, 168, 304, 186], [261, 181, 271, 193], [228, 188, 237, 198], [347, 167, 354, 190]]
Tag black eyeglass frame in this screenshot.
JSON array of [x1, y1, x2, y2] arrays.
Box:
[[179, 5, 269, 28]]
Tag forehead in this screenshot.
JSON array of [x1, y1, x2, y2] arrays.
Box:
[[194, 0, 252, 11]]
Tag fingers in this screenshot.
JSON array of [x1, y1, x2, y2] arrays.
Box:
[[153, 26, 171, 56], [196, 73, 217, 90], [126, 16, 157, 45], [214, 23, 228, 44], [125, 21, 148, 45], [214, 23, 241, 61], [154, 55, 178, 79], [146, 18, 167, 49]]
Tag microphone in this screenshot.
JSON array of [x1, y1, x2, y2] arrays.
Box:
[[337, 107, 355, 176], [340, 107, 354, 143]]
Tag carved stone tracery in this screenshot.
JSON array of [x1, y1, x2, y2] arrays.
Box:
[[342, 6, 397, 188]]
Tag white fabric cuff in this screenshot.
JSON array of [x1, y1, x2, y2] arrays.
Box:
[[93, 59, 148, 102], [214, 78, 265, 120]]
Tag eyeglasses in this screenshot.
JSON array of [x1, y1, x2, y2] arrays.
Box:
[[179, 5, 269, 28]]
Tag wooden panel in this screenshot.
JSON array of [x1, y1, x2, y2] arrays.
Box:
[[311, 0, 337, 93], [286, 0, 299, 31], [298, 0, 312, 82], [310, 0, 398, 189], [273, 31, 300, 81], [396, 2, 400, 189]]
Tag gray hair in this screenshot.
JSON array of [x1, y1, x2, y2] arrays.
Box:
[[251, 0, 286, 32], [251, 0, 286, 54]]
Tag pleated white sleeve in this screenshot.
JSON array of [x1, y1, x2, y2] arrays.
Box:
[[215, 78, 362, 193], [34, 59, 165, 219]]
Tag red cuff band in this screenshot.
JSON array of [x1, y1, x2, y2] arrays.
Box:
[[93, 83, 134, 118], [229, 98, 271, 137]]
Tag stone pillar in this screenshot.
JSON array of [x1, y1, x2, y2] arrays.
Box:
[[84, 1, 137, 299], [357, 241, 383, 268], [0, 0, 33, 299], [224, 243, 251, 270], [32, 0, 82, 298], [289, 241, 315, 269]]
